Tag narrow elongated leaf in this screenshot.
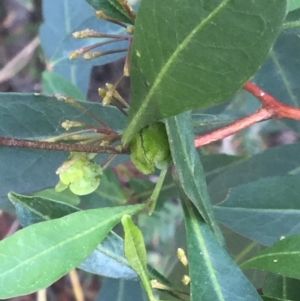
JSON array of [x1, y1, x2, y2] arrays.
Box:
[[264, 273, 300, 301], [0, 204, 145, 299], [173, 171, 262, 301], [85, 0, 132, 24], [122, 215, 154, 300], [214, 176, 300, 246], [123, 0, 287, 143], [8, 192, 138, 280], [166, 112, 224, 245], [241, 235, 300, 280]]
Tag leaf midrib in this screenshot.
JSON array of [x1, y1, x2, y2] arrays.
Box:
[[124, 0, 231, 142], [188, 203, 226, 301], [0, 212, 119, 278]]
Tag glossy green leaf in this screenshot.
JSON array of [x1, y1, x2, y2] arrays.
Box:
[[96, 278, 147, 301], [0, 204, 145, 299], [166, 112, 224, 245], [85, 0, 132, 24], [123, 0, 287, 143], [214, 176, 300, 246], [42, 71, 85, 101], [208, 143, 300, 205], [122, 215, 147, 272], [174, 172, 262, 301], [122, 215, 154, 300], [241, 235, 300, 280], [8, 192, 138, 280], [264, 273, 300, 301]]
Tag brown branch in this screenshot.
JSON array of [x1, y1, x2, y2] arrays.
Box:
[[194, 81, 300, 148], [0, 137, 129, 154]]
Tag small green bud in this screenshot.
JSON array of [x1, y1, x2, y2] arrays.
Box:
[[128, 122, 172, 175]]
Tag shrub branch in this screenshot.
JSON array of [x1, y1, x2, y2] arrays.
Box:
[[194, 81, 300, 148]]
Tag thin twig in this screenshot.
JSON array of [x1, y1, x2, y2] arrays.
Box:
[[194, 108, 272, 148], [37, 289, 47, 301], [0, 137, 129, 154], [194, 81, 300, 148], [69, 269, 84, 301], [4, 219, 20, 238]]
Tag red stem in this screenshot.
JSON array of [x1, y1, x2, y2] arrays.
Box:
[[195, 81, 300, 148], [194, 108, 272, 148]]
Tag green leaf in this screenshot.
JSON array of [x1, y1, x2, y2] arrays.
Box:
[[192, 112, 236, 136], [95, 278, 147, 301], [208, 143, 300, 205], [92, 169, 127, 205], [122, 215, 154, 301], [0, 149, 67, 212], [122, 215, 148, 272], [85, 0, 132, 24], [122, 0, 287, 143], [8, 192, 138, 280], [9, 192, 79, 227], [201, 154, 247, 183], [174, 171, 262, 301], [0, 93, 125, 139], [262, 297, 288, 301], [241, 235, 300, 280], [0, 204, 145, 299], [264, 273, 300, 301], [78, 169, 128, 208], [214, 176, 300, 246], [288, 0, 300, 11], [34, 187, 81, 205], [166, 112, 224, 245], [42, 71, 86, 101]]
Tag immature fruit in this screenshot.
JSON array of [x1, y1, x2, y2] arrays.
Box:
[[57, 154, 102, 196], [128, 122, 172, 175]]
